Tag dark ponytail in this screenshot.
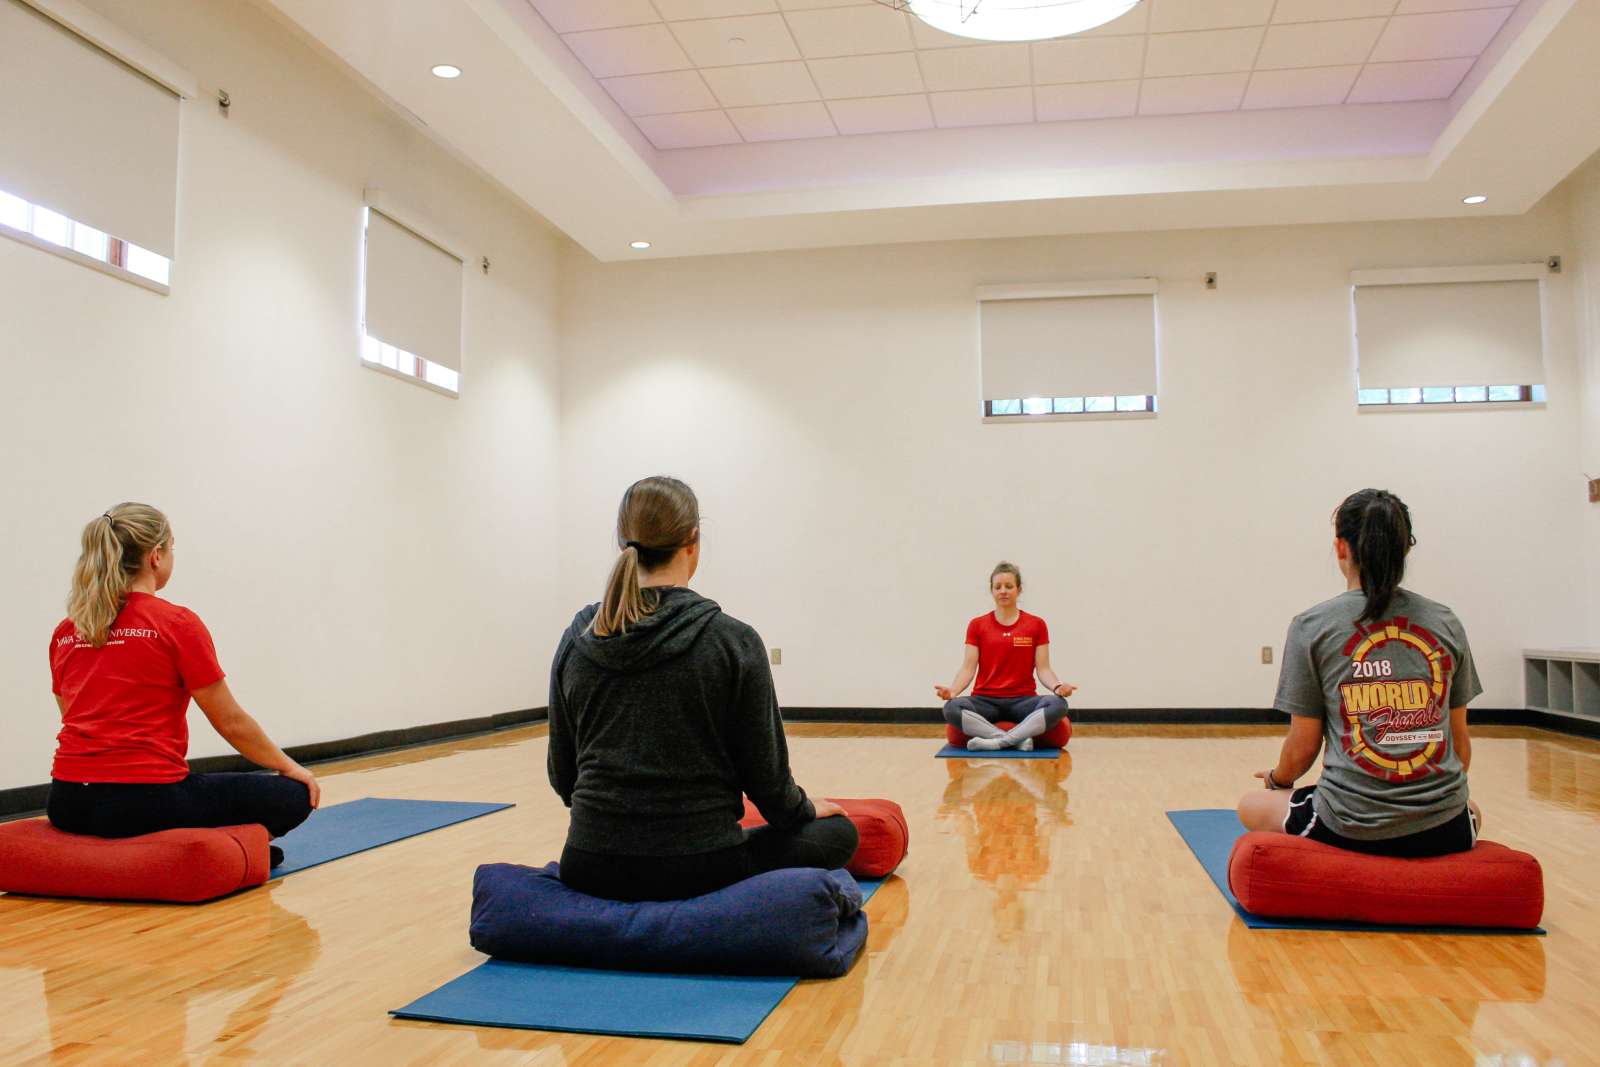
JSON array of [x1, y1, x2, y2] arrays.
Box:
[[591, 476, 700, 637], [1334, 489, 1416, 623]]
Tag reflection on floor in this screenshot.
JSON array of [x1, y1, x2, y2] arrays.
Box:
[[0, 722, 1596, 1065]]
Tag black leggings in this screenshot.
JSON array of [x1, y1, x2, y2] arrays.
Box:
[[559, 815, 861, 903], [47, 773, 314, 840]]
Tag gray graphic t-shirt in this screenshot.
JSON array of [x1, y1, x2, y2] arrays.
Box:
[[1274, 588, 1481, 840]]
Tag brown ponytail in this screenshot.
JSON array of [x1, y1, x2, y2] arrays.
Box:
[[591, 477, 700, 637], [66, 503, 171, 646], [1334, 489, 1415, 623]]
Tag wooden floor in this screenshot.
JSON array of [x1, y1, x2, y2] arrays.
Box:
[[2, 723, 1597, 1066]]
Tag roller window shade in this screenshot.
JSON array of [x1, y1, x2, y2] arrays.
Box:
[[1355, 280, 1544, 389], [364, 208, 463, 373], [0, 0, 179, 257], [980, 294, 1157, 400]]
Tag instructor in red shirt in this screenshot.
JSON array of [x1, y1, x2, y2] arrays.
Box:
[[47, 503, 318, 866], [935, 562, 1076, 751]]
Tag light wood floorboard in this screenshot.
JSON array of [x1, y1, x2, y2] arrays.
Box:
[[1, 723, 1594, 1066]]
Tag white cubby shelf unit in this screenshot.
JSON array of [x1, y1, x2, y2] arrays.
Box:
[[1524, 649, 1600, 721]]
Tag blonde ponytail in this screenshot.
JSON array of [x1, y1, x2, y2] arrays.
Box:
[[590, 477, 699, 638], [66, 503, 170, 647]]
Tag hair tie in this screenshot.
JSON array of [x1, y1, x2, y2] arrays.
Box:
[[102, 513, 113, 522], [624, 540, 644, 553]]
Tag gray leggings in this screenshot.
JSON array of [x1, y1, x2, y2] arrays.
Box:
[[943, 694, 1068, 735]]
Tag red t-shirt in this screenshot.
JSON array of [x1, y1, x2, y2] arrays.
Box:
[[966, 611, 1049, 698], [49, 592, 225, 784]]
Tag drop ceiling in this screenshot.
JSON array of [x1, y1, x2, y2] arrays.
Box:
[[263, 0, 1600, 259]]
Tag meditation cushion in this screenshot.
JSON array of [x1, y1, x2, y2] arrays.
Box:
[[0, 818, 270, 903], [739, 797, 909, 878], [945, 718, 1071, 750], [469, 861, 867, 977], [1227, 831, 1544, 929]]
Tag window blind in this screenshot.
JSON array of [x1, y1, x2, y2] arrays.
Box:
[[0, 0, 180, 257], [364, 208, 464, 373], [1354, 279, 1543, 390], [979, 292, 1158, 400]]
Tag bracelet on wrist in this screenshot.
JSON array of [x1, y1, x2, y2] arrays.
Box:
[[1265, 769, 1284, 790]]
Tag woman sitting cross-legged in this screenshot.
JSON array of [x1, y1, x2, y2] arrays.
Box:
[[1238, 489, 1483, 857], [935, 561, 1075, 751], [548, 476, 857, 903], [47, 503, 318, 867]]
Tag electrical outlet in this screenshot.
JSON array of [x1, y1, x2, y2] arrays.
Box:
[[1261, 646, 1273, 665], [770, 648, 782, 666]]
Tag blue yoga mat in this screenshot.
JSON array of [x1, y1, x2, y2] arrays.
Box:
[[1167, 809, 1545, 935], [391, 877, 885, 1042], [936, 744, 1059, 759], [271, 798, 513, 878]]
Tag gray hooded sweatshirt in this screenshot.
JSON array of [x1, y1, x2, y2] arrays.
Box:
[[547, 587, 814, 857]]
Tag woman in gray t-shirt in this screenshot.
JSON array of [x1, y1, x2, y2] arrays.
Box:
[[1237, 489, 1483, 857]]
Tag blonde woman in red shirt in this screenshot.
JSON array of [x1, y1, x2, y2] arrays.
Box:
[[47, 504, 318, 866], [935, 562, 1076, 751]]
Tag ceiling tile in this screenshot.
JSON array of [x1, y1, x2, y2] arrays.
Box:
[[808, 53, 924, 98], [1396, 0, 1517, 12], [1369, 8, 1513, 63], [784, 5, 914, 57], [826, 93, 935, 135], [653, 0, 778, 18], [1031, 36, 1145, 85], [929, 87, 1033, 128], [1144, 27, 1263, 78], [1148, 0, 1274, 33], [528, 0, 659, 34], [1347, 56, 1474, 102], [917, 44, 1030, 92], [728, 101, 837, 140], [1035, 80, 1141, 122], [1271, 0, 1396, 22], [1139, 71, 1250, 115], [601, 70, 719, 116], [910, 18, 982, 50], [634, 109, 744, 148], [1076, 4, 1150, 36], [1242, 65, 1362, 110], [1256, 18, 1386, 70], [564, 24, 693, 78], [669, 13, 801, 65], [701, 61, 819, 106]]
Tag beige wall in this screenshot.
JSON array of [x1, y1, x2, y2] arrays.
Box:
[[561, 202, 1589, 711], [0, 0, 565, 789], [1566, 150, 1600, 646]]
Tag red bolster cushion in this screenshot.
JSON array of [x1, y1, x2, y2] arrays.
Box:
[[1227, 831, 1544, 929], [0, 819, 270, 904], [740, 797, 909, 879], [945, 718, 1071, 749]]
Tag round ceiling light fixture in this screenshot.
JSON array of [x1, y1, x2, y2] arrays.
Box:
[[1462, 194, 1488, 205], [630, 240, 652, 250], [871, 0, 1143, 42], [431, 64, 462, 79]]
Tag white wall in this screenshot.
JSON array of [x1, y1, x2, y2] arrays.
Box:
[[1567, 151, 1600, 646], [560, 203, 1590, 711], [0, 0, 565, 789]]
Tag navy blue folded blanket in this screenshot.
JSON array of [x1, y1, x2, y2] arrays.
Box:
[[470, 862, 868, 978]]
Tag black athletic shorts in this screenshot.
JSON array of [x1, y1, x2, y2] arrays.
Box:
[[1282, 785, 1477, 858]]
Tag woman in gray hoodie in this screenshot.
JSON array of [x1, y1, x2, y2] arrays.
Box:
[[548, 476, 857, 902]]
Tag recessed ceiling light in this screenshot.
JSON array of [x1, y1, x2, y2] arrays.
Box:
[[630, 241, 652, 250], [431, 64, 462, 79], [1462, 195, 1488, 205]]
